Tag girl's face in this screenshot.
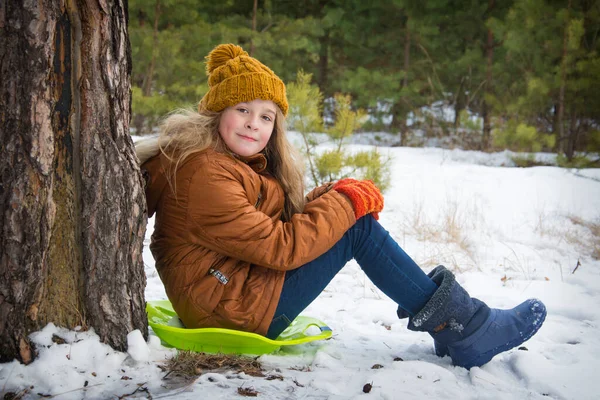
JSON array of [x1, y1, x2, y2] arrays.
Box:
[[218, 99, 277, 157]]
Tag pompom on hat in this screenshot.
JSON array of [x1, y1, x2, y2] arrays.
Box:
[[199, 44, 288, 116]]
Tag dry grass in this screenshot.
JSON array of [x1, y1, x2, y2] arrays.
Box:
[[401, 198, 479, 270], [416, 245, 475, 272], [443, 201, 476, 258], [1, 389, 29, 400], [498, 242, 537, 281], [533, 208, 553, 237], [534, 211, 600, 260], [565, 216, 600, 260], [162, 351, 264, 379]]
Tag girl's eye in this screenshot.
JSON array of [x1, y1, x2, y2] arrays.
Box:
[[237, 108, 249, 113], [262, 115, 273, 122]]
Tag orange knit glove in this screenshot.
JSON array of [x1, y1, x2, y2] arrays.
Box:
[[332, 178, 384, 220]]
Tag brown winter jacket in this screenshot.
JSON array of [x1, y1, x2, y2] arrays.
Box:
[[142, 148, 356, 335]]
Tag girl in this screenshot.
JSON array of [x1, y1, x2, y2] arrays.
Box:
[[136, 44, 546, 370]]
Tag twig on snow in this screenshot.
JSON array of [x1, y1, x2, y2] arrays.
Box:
[[572, 259, 581, 274]]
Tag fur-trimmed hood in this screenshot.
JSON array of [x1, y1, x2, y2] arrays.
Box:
[[135, 136, 168, 218], [135, 135, 161, 165]]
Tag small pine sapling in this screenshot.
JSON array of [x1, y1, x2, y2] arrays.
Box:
[[287, 72, 391, 192]]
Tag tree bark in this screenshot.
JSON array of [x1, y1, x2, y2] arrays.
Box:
[[552, 103, 560, 151], [558, 0, 571, 158], [481, 0, 495, 151], [133, 0, 161, 135], [317, 29, 330, 98], [566, 102, 578, 160], [454, 78, 466, 131], [400, 19, 411, 144], [0, 0, 147, 363], [249, 0, 258, 56], [391, 16, 411, 145]]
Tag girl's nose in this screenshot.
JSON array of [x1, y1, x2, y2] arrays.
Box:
[[245, 117, 259, 130]]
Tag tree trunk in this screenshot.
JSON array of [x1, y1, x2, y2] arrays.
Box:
[[454, 78, 466, 132], [400, 19, 411, 143], [0, 0, 147, 364], [565, 102, 578, 160], [249, 0, 258, 56], [481, 0, 495, 151], [552, 103, 561, 152], [141, 0, 161, 98], [558, 0, 571, 158], [134, 0, 161, 135], [317, 29, 330, 98], [391, 17, 411, 145], [402, 22, 411, 90]]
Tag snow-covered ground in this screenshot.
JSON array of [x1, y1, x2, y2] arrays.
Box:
[[2, 145, 600, 399]]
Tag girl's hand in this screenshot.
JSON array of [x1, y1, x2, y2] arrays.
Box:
[[332, 179, 384, 220]]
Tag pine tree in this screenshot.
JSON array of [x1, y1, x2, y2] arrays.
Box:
[[495, 0, 600, 157]]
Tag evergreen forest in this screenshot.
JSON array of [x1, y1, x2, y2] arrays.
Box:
[[129, 0, 600, 163]]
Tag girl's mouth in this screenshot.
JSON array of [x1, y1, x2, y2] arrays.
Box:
[[238, 134, 257, 142]]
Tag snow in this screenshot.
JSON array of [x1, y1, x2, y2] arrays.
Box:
[[2, 143, 600, 399], [127, 330, 151, 363]]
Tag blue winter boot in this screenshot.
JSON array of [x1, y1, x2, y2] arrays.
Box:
[[399, 265, 546, 369]]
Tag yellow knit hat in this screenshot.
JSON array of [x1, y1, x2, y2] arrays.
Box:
[[199, 44, 288, 116]]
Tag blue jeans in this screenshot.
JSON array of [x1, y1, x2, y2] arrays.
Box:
[[266, 215, 438, 339]]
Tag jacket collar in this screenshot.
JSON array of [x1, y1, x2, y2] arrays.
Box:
[[231, 153, 268, 174], [238, 153, 267, 174], [216, 139, 268, 174]]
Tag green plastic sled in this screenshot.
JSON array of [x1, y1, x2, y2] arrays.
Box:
[[146, 300, 332, 355]]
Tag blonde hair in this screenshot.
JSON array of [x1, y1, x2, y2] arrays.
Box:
[[156, 107, 305, 222]]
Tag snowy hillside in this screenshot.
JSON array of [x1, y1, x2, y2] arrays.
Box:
[[2, 145, 599, 399]]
